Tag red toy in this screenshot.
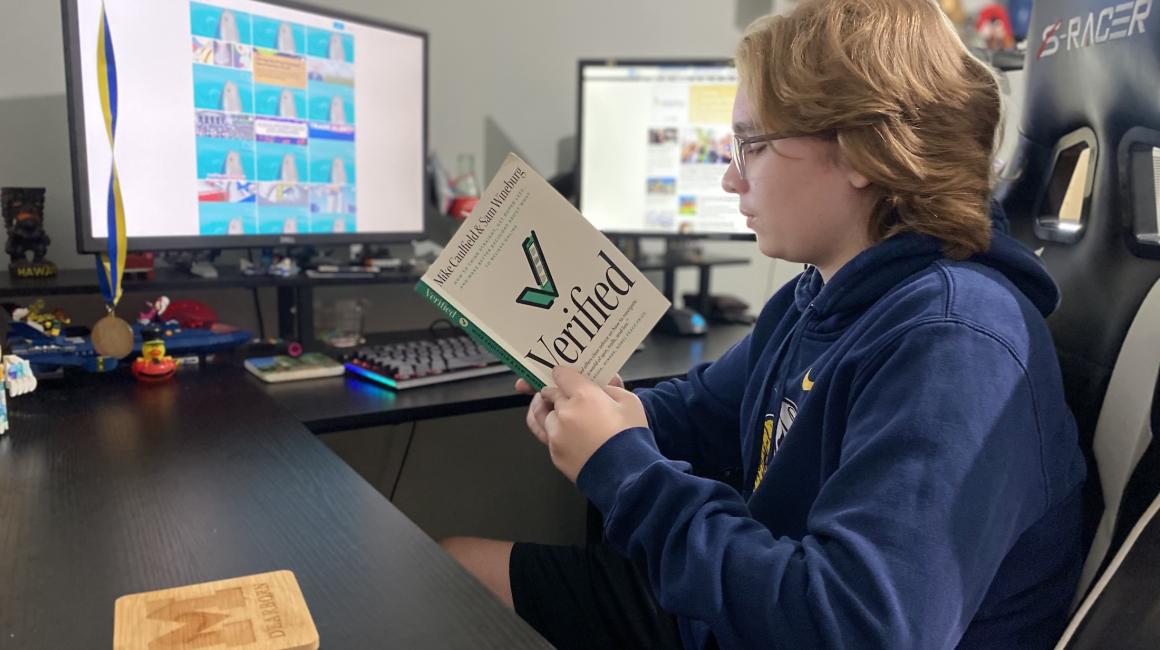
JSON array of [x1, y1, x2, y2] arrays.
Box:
[[165, 299, 218, 329], [124, 252, 155, 280], [976, 4, 1015, 51]]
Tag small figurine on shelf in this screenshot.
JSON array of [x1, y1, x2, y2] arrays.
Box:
[[12, 299, 71, 337], [448, 154, 481, 220], [0, 345, 38, 435], [130, 328, 178, 383], [268, 256, 299, 277], [138, 296, 171, 326], [2, 187, 56, 279], [974, 3, 1015, 51]]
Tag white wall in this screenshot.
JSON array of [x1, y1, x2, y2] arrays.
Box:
[[0, 1, 68, 101]]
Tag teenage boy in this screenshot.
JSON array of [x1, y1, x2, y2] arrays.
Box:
[[444, 1, 1085, 647]]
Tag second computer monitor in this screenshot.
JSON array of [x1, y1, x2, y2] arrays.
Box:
[[577, 60, 746, 238]]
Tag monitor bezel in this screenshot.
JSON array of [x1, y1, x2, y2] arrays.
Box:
[[575, 58, 753, 241], [61, 0, 429, 253]]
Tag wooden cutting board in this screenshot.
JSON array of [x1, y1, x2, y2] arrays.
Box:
[[113, 570, 319, 650]]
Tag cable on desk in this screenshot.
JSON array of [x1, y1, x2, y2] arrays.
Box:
[[389, 420, 418, 502], [248, 249, 265, 339], [252, 289, 265, 339]]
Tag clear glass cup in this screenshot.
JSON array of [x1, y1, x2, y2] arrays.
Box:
[[315, 298, 366, 348]]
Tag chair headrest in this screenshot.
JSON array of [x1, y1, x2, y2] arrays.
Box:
[[1021, 0, 1159, 145]]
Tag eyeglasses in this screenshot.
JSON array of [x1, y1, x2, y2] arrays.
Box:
[[730, 131, 830, 180]]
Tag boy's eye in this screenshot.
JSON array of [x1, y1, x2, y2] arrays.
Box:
[[745, 142, 767, 155]]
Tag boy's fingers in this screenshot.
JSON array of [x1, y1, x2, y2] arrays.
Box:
[[603, 386, 634, 402], [540, 386, 562, 405], [551, 366, 592, 397]]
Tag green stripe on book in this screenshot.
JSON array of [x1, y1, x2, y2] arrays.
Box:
[[415, 279, 546, 390]]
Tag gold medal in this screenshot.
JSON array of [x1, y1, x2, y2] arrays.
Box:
[[91, 314, 135, 358]]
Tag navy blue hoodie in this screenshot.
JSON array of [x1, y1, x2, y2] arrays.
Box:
[[576, 220, 1087, 649]]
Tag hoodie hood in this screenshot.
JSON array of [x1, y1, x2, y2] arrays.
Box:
[[793, 203, 1060, 325]]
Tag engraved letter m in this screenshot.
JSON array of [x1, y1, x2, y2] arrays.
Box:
[[146, 587, 256, 648]]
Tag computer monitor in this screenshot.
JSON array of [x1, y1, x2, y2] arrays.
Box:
[[576, 59, 748, 239], [61, 0, 427, 252]]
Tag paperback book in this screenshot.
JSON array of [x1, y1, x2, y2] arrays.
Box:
[[415, 153, 670, 389]]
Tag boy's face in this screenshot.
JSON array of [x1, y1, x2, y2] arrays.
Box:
[[723, 88, 874, 277]]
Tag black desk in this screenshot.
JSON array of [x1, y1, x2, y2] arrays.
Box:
[[0, 325, 751, 648], [264, 325, 752, 433], [0, 367, 549, 649]]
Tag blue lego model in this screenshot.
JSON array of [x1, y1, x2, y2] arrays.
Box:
[[6, 320, 251, 374]]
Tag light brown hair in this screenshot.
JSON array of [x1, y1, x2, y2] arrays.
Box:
[[735, 0, 1001, 259]]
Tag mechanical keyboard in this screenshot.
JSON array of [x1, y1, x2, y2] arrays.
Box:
[[342, 333, 508, 389]]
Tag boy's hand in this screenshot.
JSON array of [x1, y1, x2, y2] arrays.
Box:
[[535, 367, 646, 483], [516, 373, 625, 449], [524, 390, 552, 446]]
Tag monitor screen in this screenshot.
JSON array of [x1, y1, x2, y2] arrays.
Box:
[[62, 0, 426, 252], [577, 60, 746, 238]]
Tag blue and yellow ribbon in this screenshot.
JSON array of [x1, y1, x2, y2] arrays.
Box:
[[95, 2, 126, 309]]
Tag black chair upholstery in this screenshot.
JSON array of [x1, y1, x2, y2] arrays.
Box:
[[994, 0, 1160, 577]]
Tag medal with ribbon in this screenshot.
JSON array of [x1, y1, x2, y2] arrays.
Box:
[[90, 3, 134, 359]]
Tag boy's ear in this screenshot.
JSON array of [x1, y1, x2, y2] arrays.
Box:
[[847, 168, 871, 190], [834, 145, 871, 189]]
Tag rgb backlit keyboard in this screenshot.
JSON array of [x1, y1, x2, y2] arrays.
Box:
[[343, 334, 508, 389]]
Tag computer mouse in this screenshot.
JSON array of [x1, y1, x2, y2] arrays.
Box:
[[655, 307, 707, 337]]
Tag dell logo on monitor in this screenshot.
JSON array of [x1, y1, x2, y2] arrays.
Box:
[[279, 236, 296, 244]]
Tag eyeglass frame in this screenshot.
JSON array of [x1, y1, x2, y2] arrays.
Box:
[[730, 131, 835, 180]]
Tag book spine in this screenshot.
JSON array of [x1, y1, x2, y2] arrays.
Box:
[[414, 279, 546, 390]]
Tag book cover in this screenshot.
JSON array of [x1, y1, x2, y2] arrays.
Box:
[[244, 353, 345, 383], [416, 153, 670, 389]]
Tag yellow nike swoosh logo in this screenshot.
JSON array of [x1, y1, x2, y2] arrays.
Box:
[[802, 369, 815, 391]]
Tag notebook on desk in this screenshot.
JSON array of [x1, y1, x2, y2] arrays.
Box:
[[245, 354, 345, 383]]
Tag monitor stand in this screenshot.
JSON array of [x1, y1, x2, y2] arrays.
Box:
[[608, 236, 715, 336], [608, 235, 642, 263], [660, 238, 708, 336], [608, 236, 704, 265], [663, 238, 703, 264]]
